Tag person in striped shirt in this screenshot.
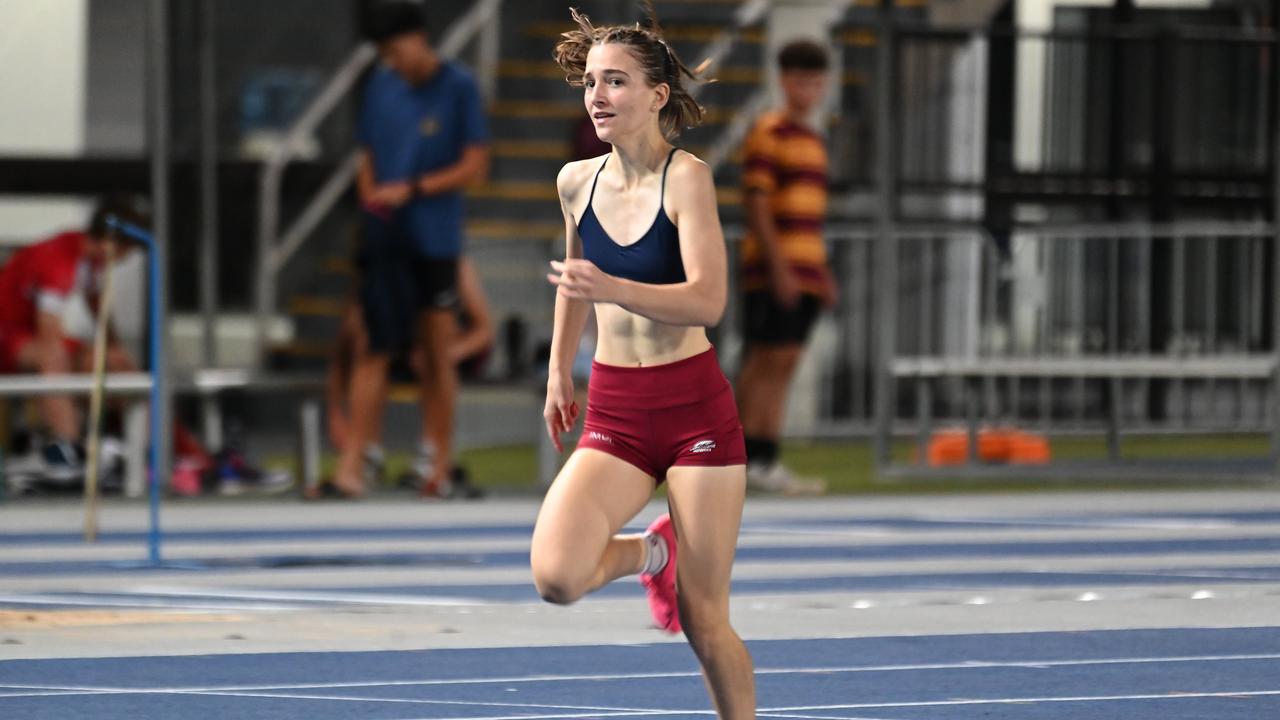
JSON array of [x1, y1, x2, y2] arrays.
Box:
[[736, 39, 837, 495]]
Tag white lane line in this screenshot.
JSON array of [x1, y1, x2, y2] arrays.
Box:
[[919, 516, 1242, 530], [399, 707, 680, 712], [0, 689, 84, 698], [177, 689, 678, 715], [759, 714, 900, 720], [0, 687, 682, 718], [406, 714, 899, 720], [1, 683, 679, 716], [0, 593, 301, 612], [8, 652, 1278, 696], [742, 527, 899, 539], [130, 586, 489, 607], [1086, 569, 1280, 581], [761, 689, 1280, 712], [747, 518, 1246, 536]]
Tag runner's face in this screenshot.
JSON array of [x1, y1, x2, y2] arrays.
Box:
[[582, 43, 665, 143]]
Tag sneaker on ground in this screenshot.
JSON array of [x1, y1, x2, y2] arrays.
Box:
[[40, 440, 84, 486], [397, 441, 434, 492], [418, 474, 452, 499], [4, 449, 46, 496], [746, 462, 827, 496], [449, 465, 487, 500], [215, 447, 293, 496], [98, 436, 126, 494], [171, 456, 206, 497], [363, 444, 386, 488], [639, 513, 681, 634], [411, 441, 453, 499]]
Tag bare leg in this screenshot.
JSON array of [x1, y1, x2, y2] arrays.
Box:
[[325, 303, 361, 453], [16, 337, 79, 441], [737, 345, 803, 440], [667, 464, 755, 719], [418, 309, 457, 486], [331, 352, 390, 495], [351, 310, 388, 447], [530, 449, 655, 604], [87, 344, 140, 415]]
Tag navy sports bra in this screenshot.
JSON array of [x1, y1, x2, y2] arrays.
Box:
[[576, 148, 687, 285]]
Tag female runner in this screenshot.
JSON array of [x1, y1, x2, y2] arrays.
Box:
[[530, 5, 756, 717]]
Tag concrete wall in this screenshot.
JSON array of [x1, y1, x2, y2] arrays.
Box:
[[0, 1, 91, 244], [85, 0, 148, 154]]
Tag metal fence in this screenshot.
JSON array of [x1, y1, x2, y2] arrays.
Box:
[[883, 223, 1280, 479]]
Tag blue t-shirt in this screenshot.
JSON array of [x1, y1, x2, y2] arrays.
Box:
[[358, 62, 489, 259]]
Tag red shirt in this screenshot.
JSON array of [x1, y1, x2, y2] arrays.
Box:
[[0, 231, 92, 334]]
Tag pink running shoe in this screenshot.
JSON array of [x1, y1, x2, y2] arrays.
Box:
[[639, 513, 681, 633]]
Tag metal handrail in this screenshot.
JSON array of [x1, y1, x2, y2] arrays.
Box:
[[690, 0, 772, 173], [689, 0, 773, 101], [0, 369, 325, 397], [701, 0, 858, 172], [254, 0, 504, 360], [253, 43, 376, 356], [706, 90, 770, 172], [438, 0, 503, 60]]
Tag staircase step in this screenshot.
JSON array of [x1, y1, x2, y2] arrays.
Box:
[[518, 20, 887, 55], [265, 340, 331, 368], [497, 60, 568, 80], [492, 99, 584, 119], [287, 294, 346, 317], [469, 219, 564, 240], [492, 99, 736, 124], [322, 255, 355, 276], [496, 58, 863, 89], [471, 180, 559, 202], [522, 21, 766, 45], [493, 139, 572, 160], [470, 179, 742, 206], [275, 1, 869, 373]]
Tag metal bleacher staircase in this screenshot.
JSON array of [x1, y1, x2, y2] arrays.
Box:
[[267, 0, 891, 378]]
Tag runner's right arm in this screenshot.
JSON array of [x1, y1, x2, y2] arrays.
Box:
[[544, 162, 594, 451]]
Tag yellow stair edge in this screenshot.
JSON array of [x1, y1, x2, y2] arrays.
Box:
[[523, 22, 765, 44], [468, 180, 559, 201], [267, 339, 332, 358], [492, 99, 733, 125], [492, 139, 573, 160], [287, 295, 347, 317]]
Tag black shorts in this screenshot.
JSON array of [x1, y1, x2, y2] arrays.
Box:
[[359, 219, 459, 355], [742, 290, 821, 347]]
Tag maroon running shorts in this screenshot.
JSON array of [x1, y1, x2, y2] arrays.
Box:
[[577, 347, 747, 483]]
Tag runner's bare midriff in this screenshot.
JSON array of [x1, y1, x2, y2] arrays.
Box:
[[592, 302, 711, 368]]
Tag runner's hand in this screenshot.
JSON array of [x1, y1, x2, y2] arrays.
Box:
[[548, 259, 620, 303], [544, 373, 579, 454]]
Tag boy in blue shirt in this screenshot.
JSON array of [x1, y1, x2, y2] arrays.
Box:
[[331, 1, 489, 498]]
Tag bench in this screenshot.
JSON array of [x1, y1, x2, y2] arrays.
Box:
[[0, 371, 324, 496], [890, 354, 1280, 470]]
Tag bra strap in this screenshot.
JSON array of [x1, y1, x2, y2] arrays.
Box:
[[660, 146, 680, 193], [586, 154, 610, 206], [659, 147, 679, 212]]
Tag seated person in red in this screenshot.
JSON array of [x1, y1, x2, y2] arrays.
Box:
[[0, 194, 208, 485]]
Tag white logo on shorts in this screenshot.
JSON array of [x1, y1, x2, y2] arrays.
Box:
[[690, 440, 717, 454], [589, 431, 613, 444]]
